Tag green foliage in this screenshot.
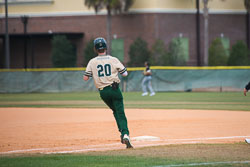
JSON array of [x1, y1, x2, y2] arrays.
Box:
[[85, 0, 134, 14], [128, 37, 151, 67], [151, 39, 170, 66], [51, 35, 76, 68], [83, 38, 96, 67], [228, 40, 250, 66], [208, 38, 228, 66], [168, 38, 187, 66]]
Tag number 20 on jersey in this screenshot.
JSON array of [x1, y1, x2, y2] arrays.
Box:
[[97, 64, 111, 77]]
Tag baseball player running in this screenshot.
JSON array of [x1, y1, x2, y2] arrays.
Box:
[[244, 81, 250, 144], [141, 62, 155, 96], [83, 37, 133, 149]]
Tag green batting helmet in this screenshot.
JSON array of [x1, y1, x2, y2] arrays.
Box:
[[94, 37, 107, 50]]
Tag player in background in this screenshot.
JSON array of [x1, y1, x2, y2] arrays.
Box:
[[141, 62, 155, 96], [244, 81, 250, 144], [83, 37, 133, 149], [243, 81, 250, 96]]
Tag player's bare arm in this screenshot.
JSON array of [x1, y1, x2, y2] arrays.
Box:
[[83, 75, 89, 81], [121, 71, 128, 77]]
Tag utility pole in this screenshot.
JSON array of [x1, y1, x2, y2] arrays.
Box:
[[21, 15, 29, 69], [247, 10, 250, 50], [203, 0, 209, 66], [106, 2, 112, 55], [196, 0, 201, 66], [4, 0, 10, 69]]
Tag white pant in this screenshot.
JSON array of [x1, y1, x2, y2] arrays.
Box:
[[141, 76, 155, 94]]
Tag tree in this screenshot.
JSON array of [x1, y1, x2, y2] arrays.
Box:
[[208, 38, 228, 66], [168, 38, 187, 66], [228, 41, 250, 66], [51, 35, 76, 67], [85, 0, 134, 54], [151, 39, 169, 65], [244, 0, 250, 50], [128, 37, 151, 67], [202, 0, 229, 65], [83, 38, 97, 67]]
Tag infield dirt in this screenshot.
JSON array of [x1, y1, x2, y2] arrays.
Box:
[[0, 108, 249, 154]]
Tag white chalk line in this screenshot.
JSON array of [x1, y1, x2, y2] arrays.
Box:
[[153, 161, 250, 167], [163, 135, 250, 142], [1, 135, 250, 154], [0, 142, 123, 154]]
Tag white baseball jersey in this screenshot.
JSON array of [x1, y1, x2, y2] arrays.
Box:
[[84, 55, 127, 89]]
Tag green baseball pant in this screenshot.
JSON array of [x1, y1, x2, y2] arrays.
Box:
[[99, 86, 129, 136]]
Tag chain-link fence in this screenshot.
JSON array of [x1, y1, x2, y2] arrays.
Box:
[[0, 67, 249, 93]]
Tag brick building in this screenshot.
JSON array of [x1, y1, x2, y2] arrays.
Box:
[[0, 0, 247, 68]]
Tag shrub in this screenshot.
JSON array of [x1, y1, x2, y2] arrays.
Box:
[[151, 39, 170, 66], [168, 38, 187, 66], [208, 38, 228, 66], [83, 38, 96, 67], [228, 40, 250, 66], [128, 37, 151, 67], [51, 35, 76, 67]]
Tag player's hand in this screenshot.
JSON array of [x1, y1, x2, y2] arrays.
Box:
[[244, 88, 247, 96], [83, 75, 89, 81]]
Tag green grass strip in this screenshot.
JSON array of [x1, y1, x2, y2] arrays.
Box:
[[1, 143, 250, 167], [0, 92, 250, 110]]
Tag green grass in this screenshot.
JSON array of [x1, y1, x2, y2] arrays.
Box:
[[0, 155, 174, 167], [0, 92, 250, 110], [0, 92, 100, 101], [1, 143, 250, 167]]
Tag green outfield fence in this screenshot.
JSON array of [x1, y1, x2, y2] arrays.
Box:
[[0, 66, 250, 93]]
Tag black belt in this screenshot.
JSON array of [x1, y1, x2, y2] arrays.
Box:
[[99, 82, 119, 91]]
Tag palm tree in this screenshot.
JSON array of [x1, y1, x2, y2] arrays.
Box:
[[85, 0, 134, 54], [244, 0, 250, 50], [203, 0, 209, 66]]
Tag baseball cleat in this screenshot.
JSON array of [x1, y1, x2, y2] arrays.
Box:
[[142, 92, 148, 96], [120, 135, 125, 144], [245, 138, 250, 144], [123, 134, 133, 149], [150, 92, 155, 96]]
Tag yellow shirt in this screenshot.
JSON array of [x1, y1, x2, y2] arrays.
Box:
[[85, 55, 127, 89]]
